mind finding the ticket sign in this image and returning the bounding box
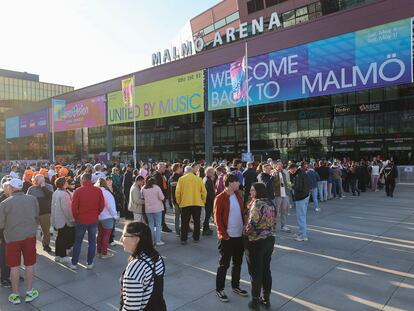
[208,18,413,110]
[107,70,204,125]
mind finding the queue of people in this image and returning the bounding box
[0,156,399,309]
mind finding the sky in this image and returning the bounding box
[0,0,220,89]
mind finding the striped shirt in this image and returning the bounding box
[122,253,165,311]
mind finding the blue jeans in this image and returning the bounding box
[318,180,328,201]
[295,196,310,239]
[309,187,319,211]
[71,223,98,265]
[332,179,342,198]
[146,212,162,243]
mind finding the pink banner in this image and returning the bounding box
[54,95,106,132]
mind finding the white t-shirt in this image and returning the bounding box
[371,165,380,176]
[227,194,243,238]
[48,169,55,180]
[279,172,286,197]
[10,171,20,179]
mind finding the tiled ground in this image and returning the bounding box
[1,185,413,311]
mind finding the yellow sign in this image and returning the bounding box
[121,77,134,106]
[108,70,204,125]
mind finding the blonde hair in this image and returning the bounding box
[205,166,215,176]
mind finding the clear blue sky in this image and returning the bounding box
[0,0,220,89]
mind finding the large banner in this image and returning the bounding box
[208,18,413,110]
[5,116,20,139]
[108,70,204,125]
[19,109,49,137]
[54,95,106,132]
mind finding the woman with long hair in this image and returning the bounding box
[141,178,165,246]
[244,182,277,310]
[51,177,75,264]
[120,222,166,311]
[95,178,118,259]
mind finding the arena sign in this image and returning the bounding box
[151,12,282,66]
[208,18,413,111]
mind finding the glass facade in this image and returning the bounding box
[0,73,74,160]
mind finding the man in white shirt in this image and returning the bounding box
[9,166,19,179]
[47,165,55,181]
[91,164,106,184]
[214,174,248,303]
[273,160,291,232]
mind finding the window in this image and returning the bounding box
[214,18,226,30]
[203,24,214,35]
[225,12,239,24]
[247,0,264,14]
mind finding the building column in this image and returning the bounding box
[204,110,213,165]
[106,125,113,162]
[48,132,53,162]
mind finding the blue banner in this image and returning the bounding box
[208,18,413,110]
[5,116,20,139]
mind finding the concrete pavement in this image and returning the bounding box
[0,185,413,310]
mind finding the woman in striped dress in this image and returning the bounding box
[120,222,166,311]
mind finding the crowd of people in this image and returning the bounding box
[0,156,399,309]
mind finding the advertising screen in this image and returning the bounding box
[208,18,413,110]
[19,109,49,137]
[5,116,20,139]
[54,95,106,132]
[107,70,204,125]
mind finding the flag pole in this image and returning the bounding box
[51,100,55,163]
[245,40,251,156]
[132,76,137,169]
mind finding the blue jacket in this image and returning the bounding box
[306,169,320,189]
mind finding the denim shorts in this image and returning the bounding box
[100,218,115,229]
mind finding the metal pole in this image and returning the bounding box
[245,41,251,156]
[132,76,137,169]
[51,101,55,163]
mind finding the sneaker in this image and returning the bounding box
[8,293,21,305]
[232,287,248,297]
[101,253,114,259]
[110,241,117,246]
[60,257,72,264]
[86,263,95,269]
[156,241,165,246]
[181,240,187,245]
[259,297,271,309]
[43,245,52,253]
[25,289,39,302]
[315,208,321,212]
[176,232,181,237]
[281,226,291,233]
[54,256,63,263]
[1,279,12,288]
[162,226,172,233]
[294,236,308,242]
[216,290,229,302]
[68,263,77,270]
[97,252,102,259]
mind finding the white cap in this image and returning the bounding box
[4,178,23,189]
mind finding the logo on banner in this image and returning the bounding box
[122,77,134,107]
[359,103,380,112]
[230,57,247,101]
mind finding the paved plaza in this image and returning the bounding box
[0,186,413,311]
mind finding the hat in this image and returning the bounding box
[0,175,12,190]
[288,163,298,169]
[274,159,283,163]
[4,178,23,189]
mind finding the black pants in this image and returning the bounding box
[385,179,396,196]
[161,200,168,228]
[55,225,75,257]
[203,203,213,230]
[245,236,275,299]
[180,206,201,242]
[216,237,244,291]
[350,179,360,195]
[0,240,10,281]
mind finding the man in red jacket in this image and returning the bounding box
[214,174,248,303]
[69,173,104,270]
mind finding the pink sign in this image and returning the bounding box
[54,95,106,132]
